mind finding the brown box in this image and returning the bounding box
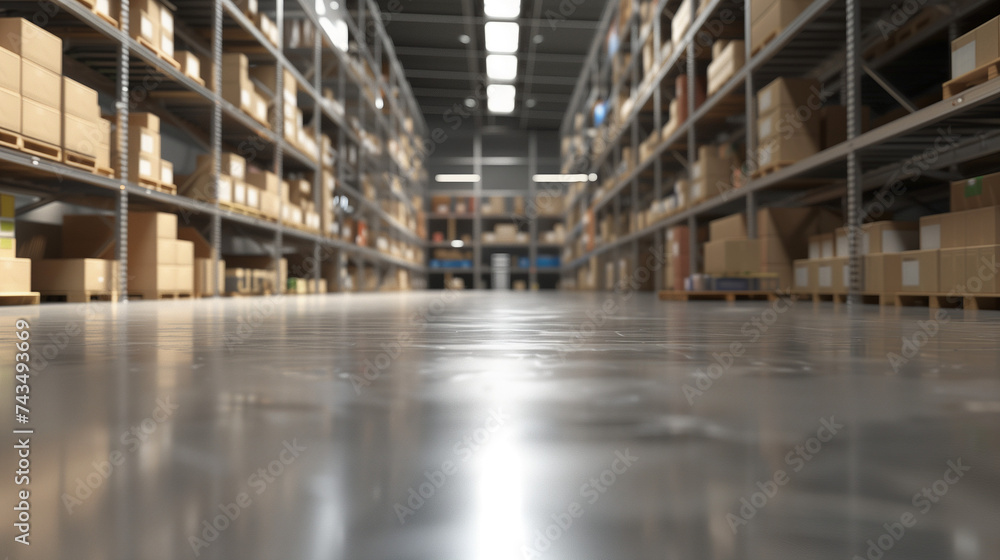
[0,18,63,75]
[247,169,280,193]
[175,240,194,266]
[708,213,747,241]
[64,114,100,157]
[159,5,174,58]
[31,259,118,293]
[704,239,761,274]
[0,257,31,292]
[751,0,812,55]
[830,257,863,294]
[177,226,215,259]
[0,46,18,93]
[898,249,939,293]
[939,248,967,293]
[707,40,745,95]
[919,212,966,250]
[865,253,902,294]
[129,126,160,181]
[750,0,774,23]
[812,257,838,291]
[175,265,194,293]
[965,205,1000,246]
[129,0,160,46]
[0,87,19,133]
[757,76,820,117]
[760,235,792,264]
[21,59,60,108]
[22,97,61,145]
[951,172,1000,211]
[62,77,99,121]
[971,245,1000,293]
[808,233,835,259]
[757,133,818,168]
[175,51,201,81]
[762,262,793,289]
[222,79,255,114]
[951,16,1000,79]
[259,190,280,218]
[195,258,225,297]
[132,113,160,132]
[862,221,919,254]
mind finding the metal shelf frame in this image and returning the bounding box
[558,0,1000,300]
[0,0,429,300]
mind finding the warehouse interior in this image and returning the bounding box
[1,0,1000,558]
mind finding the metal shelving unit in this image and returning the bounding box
[558,0,1000,299]
[0,0,428,300]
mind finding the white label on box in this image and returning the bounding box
[97,0,110,14]
[822,240,834,259]
[247,188,259,208]
[234,183,246,204]
[836,233,849,257]
[759,118,772,139]
[139,158,152,179]
[952,41,976,79]
[219,177,232,202]
[818,265,833,288]
[161,11,174,32]
[808,240,820,260]
[759,146,773,166]
[241,89,250,109]
[902,259,920,287]
[795,266,809,288]
[921,224,941,250]
[141,16,154,41]
[759,90,773,113]
[161,166,173,185]
[141,132,155,154]
[230,161,245,178]
[161,37,174,57]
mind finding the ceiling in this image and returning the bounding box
[372,0,606,130]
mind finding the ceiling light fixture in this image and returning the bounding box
[484,0,521,19]
[484,21,519,53]
[532,174,596,183]
[487,84,516,114]
[486,54,518,81]
[435,174,481,183]
[464,98,477,108]
[459,34,471,45]
[451,240,465,248]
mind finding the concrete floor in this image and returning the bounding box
[2,291,999,560]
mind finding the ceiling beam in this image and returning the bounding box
[378,13,601,29]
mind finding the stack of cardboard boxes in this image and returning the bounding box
[949,16,999,82]
[221,53,270,127]
[707,40,746,96]
[178,227,225,298]
[0,193,32,295]
[180,152,247,207]
[235,0,279,46]
[33,213,119,300]
[225,258,288,295]
[756,77,822,172]
[246,168,282,219]
[0,19,63,157]
[127,113,172,188]
[704,214,761,277]
[128,212,194,298]
[750,0,811,54]
[793,221,919,294]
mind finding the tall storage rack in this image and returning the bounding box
[0,0,427,300]
[559,0,1000,301]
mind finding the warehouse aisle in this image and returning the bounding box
[3,293,1000,559]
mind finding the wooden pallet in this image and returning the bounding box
[0,292,40,306]
[221,201,277,222]
[96,166,115,178]
[659,290,783,302]
[63,151,98,173]
[752,160,795,178]
[40,291,118,303]
[0,128,18,150]
[1,131,62,162]
[130,292,193,300]
[795,292,891,306]
[943,57,1000,98]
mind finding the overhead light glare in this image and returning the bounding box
[487,84,516,114]
[533,174,596,183]
[484,0,521,19]
[436,174,481,183]
[485,21,519,53]
[451,240,465,248]
[486,54,518,81]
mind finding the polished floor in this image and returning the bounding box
[2,291,1000,560]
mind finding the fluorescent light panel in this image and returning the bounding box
[484,0,521,18]
[533,174,596,183]
[487,84,516,114]
[486,54,518,81]
[484,21,519,53]
[435,174,481,183]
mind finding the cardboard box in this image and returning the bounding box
[175,51,201,81]
[0,46,19,93]
[951,172,1000,211]
[63,78,100,121]
[757,108,820,148]
[132,112,160,132]
[899,249,939,293]
[831,257,864,294]
[22,97,61,145]
[951,16,1000,79]
[64,114,100,157]
[246,185,260,209]
[175,240,194,266]
[31,259,118,293]
[247,169,279,193]
[709,213,747,241]
[161,160,174,185]
[939,248,967,293]
[259,190,280,217]
[919,213,966,250]
[21,58,61,108]
[862,221,918,254]
[672,0,693,42]
[0,87,21,133]
[793,259,813,291]
[865,253,902,294]
[222,79,255,114]
[195,258,225,297]
[0,257,31,292]
[971,245,1000,293]
[707,40,745,95]
[757,133,817,168]
[704,239,760,274]
[757,76,820,117]
[233,180,247,205]
[965,205,1000,246]
[751,0,812,54]
[129,129,160,181]
[813,257,837,291]
[159,6,174,57]
[0,18,63,75]
[175,265,194,292]
[808,233,835,259]
[129,0,160,47]
[97,118,112,169]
